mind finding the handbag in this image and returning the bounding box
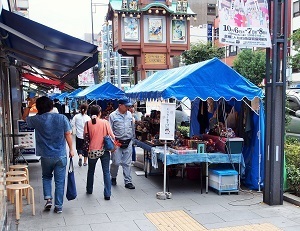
[83,121,90,152]
[103,122,115,151]
[66,158,77,201]
[88,149,105,159]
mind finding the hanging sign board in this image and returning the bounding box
[218,0,271,48]
[159,103,176,140]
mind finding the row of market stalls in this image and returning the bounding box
[57,58,264,191]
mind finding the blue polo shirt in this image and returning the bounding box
[26,112,72,157]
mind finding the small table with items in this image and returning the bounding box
[150,146,244,194]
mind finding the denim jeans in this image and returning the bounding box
[41,156,67,209]
[86,151,111,197]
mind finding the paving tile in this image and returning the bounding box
[185,204,229,214]
[214,210,262,222]
[90,221,141,231]
[64,214,110,226]
[106,210,147,222]
[82,204,125,214]
[134,218,158,231]
[120,200,163,212]
[190,212,225,225]
[203,220,252,230]
[282,225,300,231]
[248,216,300,228]
[43,224,92,231]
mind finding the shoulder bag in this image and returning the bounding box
[103,121,115,151]
[83,121,90,152]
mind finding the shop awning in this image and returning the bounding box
[0,9,98,82]
[22,73,61,86]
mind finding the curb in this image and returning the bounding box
[283,192,300,206]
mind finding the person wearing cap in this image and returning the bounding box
[109,98,135,189]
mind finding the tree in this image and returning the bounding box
[181,42,224,65]
[289,29,300,71]
[232,49,266,86]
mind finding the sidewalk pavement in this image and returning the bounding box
[7,147,300,231]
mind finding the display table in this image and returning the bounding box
[134,140,244,194]
[152,146,244,193]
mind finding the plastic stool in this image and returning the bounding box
[6,184,35,220]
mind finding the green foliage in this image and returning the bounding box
[232,49,266,86]
[177,125,189,137]
[181,42,224,65]
[286,165,300,196]
[289,29,300,71]
[285,137,300,195]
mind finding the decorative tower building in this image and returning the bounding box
[107,0,196,82]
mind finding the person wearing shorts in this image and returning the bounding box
[72,104,91,166]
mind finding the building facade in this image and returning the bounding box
[107,0,196,81]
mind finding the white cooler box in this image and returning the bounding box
[208,169,238,194]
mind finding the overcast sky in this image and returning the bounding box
[25,0,108,40]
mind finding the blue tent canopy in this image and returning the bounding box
[55,92,69,103]
[126,58,264,190]
[74,82,125,100]
[67,88,82,99]
[126,58,264,101]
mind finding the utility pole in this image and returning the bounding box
[264,0,288,205]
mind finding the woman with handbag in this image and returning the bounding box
[84,105,115,200]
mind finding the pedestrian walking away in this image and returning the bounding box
[71,104,91,166]
[109,98,135,189]
[84,105,115,200]
[22,96,74,214]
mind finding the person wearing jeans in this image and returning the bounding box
[22,96,74,214]
[86,151,111,197]
[84,105,115,200]
[41,156,67,208]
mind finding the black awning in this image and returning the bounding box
[0,9,98,82]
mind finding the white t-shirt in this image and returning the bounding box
[71,113,91,139]
[51,107,59,113]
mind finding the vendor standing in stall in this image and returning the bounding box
[109,98,135,189]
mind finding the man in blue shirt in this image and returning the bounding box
[22,96,74,214]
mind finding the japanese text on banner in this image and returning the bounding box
[218,0,271,48]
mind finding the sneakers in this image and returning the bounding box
[125,183,135,189]
[78,158,82,167]
[54,207,62,214]
[104,196,110,200]
[44,199,52,210]
[111,178,117,186]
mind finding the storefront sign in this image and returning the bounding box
[159,103,176,140]
[145,53,166,65]
[218,0,271,48]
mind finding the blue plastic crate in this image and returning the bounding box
[209,169,238,193]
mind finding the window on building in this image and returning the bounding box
[207,4,216,16]
[214,28,219,39]
[294,1,300,17]
[229,45,237,56]
[121,68,128,75]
